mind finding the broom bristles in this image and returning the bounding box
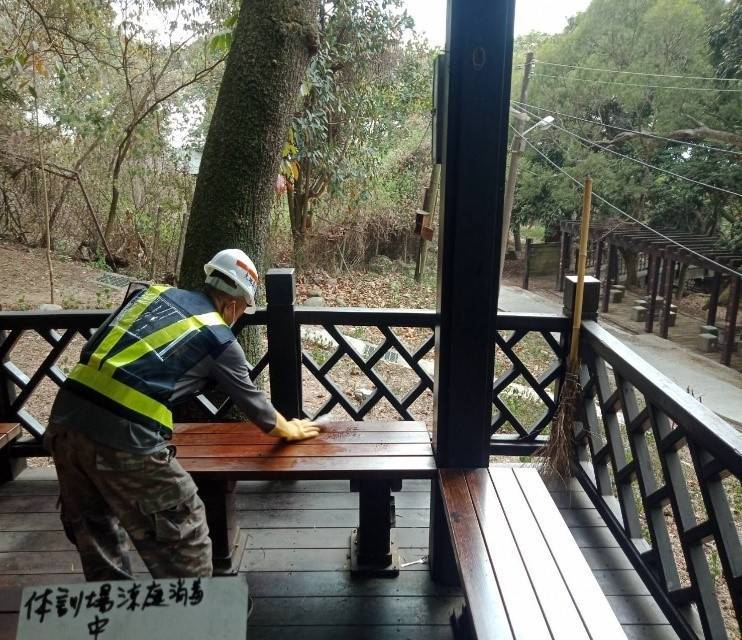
[538,371,580,485]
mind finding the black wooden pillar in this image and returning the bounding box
[522,238,532,290]
[558,230,571,291]
[0,330,15,422]
[721,276,740,367]
[430,0,516,584]
[601,243,617,313]
[659,258,675,339]
[707,271,722,327]
[266,269,302,418]
[594,239,604,279]
[645,255,662,334]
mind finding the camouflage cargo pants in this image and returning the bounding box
[45,425,212,581]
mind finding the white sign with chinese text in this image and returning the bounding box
[17,577,248,639]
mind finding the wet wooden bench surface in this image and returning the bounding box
[172,421,436,575]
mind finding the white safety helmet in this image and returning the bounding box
[204,249,259,312]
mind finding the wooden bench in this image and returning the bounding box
[0,425,21,451]
[0,424,23,481]
[172,420,436,576]
[439,466,627,639]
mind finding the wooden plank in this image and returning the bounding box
[245,527,429,550]
[0,496,58,513]
[438,470,513,640]
[592,570,650,596]
[236,479,432,493]
[622,625,680,640]
[464,469,551,639]
[0,531,74,552]
[238,491,430,510]
[245,626,456,640]
[0,574,148,588]
[175,431,432,445]
[175,443,434,458]
[569,526,621,548]
[180,456,437,479]
[559,508,606,527]
[0,514,61,531]
[242,548,429,572]
[245,571,460,597]
[490,467,589,640]
[248,596,463,626]
[548,491,594,509]
[174,421,429,435]
[580,548,635,571]
[0,613,16,640]
[606,596,671,625]
[0,481,59,496]
[514,467,627,639]
[0,551,148,574]
[238,508,429,529]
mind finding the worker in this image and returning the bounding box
[44,249,320,581]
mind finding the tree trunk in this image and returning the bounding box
[620,248,639,287]
[181,0,319,286]
[513,225,522,254]
[179,0,319,364]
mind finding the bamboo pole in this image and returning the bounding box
[541,176,592,481]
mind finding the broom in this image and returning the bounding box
[540,176,593,483]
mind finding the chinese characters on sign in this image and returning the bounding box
[17,577,247,640]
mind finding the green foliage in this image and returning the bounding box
[708,0,742,81]
[512,0,742,249]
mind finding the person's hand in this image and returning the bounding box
[269,414,321,441]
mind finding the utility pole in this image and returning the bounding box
[499,51,534,278]
[414,164,441,283]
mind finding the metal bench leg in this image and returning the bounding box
[195,478,246,576]
[350,478,401,576]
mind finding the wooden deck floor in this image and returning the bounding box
[0,466,679,639]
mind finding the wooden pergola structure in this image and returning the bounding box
[559,220,742,367]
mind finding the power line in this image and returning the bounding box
[511,125,741,278]
[535,60,742,84]
[533,73,742,93]
[511,100,742,158]
[516,103,742,199]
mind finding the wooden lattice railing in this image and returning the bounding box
[576,320,741,640]
[0,270,739,640]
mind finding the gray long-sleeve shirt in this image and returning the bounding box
[50,339,278,454]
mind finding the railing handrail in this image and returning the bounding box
[0,307,570,332]
[582,319,742,477]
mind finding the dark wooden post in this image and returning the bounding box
[645,255,662,334]
[594,239,604,279]
[522,238,532,290]
[265,268,302,418]
[558,230,571,291]
[0,331,15,423]
[601,243,617,313]
[0,329,25,481]
[430,0,516,584]
[721,276,740,367]
[659,258,675,339]
[645,254,654,294]
[707,271,722,327]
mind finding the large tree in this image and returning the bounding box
[179,0,320,290]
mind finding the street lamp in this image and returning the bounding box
[500,113,555,275]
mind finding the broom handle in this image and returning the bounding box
[567,176,593,373]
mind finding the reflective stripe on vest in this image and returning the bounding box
[67,289,226,432]
[88,284,171,369]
